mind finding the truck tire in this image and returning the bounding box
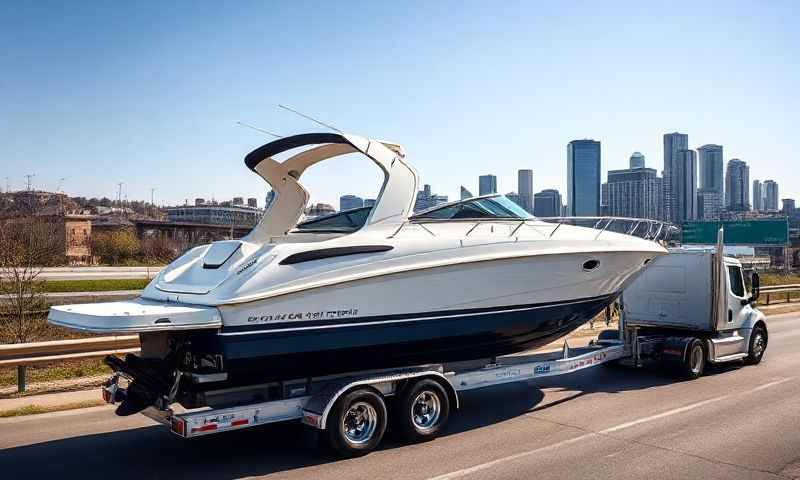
[681,339,705,380]
[394,379,450,443]
[326,388,387,458]
[744,325,767,365]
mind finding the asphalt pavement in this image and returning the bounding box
[1,313,799,480]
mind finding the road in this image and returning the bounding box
[10,266,164,280]
[1,313,799,480]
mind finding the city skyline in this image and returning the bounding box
[1,2,796,208]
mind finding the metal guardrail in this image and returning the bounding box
[760,284,800,305]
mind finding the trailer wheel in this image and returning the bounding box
[681,339,705,380]
[744,325,767,365]
[395,379,450,443]
[326,388,387,458]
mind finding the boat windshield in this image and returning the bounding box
[294,206,372,233]
[411,195,533,221]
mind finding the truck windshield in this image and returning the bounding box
[728,265,745,297]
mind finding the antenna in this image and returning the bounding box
[277,104,342,133]
[24,174,36,191]
[236,121,283,139]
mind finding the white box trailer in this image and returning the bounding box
[101,229,769,458]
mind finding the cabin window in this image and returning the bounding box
[727,265,745,297]
[294,206,372,233]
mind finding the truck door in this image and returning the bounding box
[721,263,748,331]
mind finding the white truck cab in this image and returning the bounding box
[619,245,768,378]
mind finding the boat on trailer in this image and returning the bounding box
[48,132,667,416]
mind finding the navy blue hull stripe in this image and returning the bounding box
[220,293,617,335]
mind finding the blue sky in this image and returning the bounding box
[1,1,797,208]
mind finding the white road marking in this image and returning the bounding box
[427,377,794,480]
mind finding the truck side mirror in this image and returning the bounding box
[751,272,760,302]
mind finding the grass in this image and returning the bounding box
[758,272,800,286]
[0,399,106,418]
[0,358,111,388]
[37,278,150,293]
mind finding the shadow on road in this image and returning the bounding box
[0,363,727,479]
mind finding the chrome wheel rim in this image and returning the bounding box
[411,390,441,431]
[342,401,378,445]
[690,346,703,374]
[752,333,765,358]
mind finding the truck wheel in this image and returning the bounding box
[395,379,450,443]
[326,388,387,458]
[681,339,705,380]
[744,326,767,365]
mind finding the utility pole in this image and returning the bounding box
[56,177,66,193]
[150,188,156,218]
[24,174,36,191]
[4,177,9,193]
[116,182,124,206]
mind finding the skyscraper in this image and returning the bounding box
[663,132,689,223]
[763,180,779,211]
[782,199,796,215]
[605,167,663,220]
[752,180,763,211]
[478,175,497,196]
[517,169,533,213]
[533,189,562,217]
[629,152,645,169]
[698,189,723,220]
[725,159,750,211]
[340,194,364,211]
[698,145,724,192]
[414,184,448,212]
[567,139,601,216]
[460,186,473,200]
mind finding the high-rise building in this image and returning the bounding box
[752,180,763,211]
[265,190,275,210]
[460,186,473,200]
[567,139,601,216]
[533,189,562,217]
[663,132,689,223]
[232,197,244,206]
[605,167,663,220]
[629,152,645,169]
[725,159,750,211]
[339,194,364,211]
[517,169,533,214]
[247,197,258,208]
[782,198,796,215]
[698,145,724,192]
[506,192,522,208]
[364,198,376,207]
[697,189,723,220]
[479,175,497,196]
[763,180,779,211]
[414,184,448,212]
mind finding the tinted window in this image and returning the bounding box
[295,206,372,232]
[728,265,745,297]
[412,195,532,221]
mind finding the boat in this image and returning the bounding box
[48,132,668,415]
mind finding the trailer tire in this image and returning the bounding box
[681,339,705,380]
[326,388,387,458]
[744,325,767,365]
[395,379,450,443]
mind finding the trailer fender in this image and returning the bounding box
[301,369,456,430]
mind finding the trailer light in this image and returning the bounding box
[171,418,186,436]
[102,388,111,403]
[191,423,218,434]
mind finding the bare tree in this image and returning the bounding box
[0,218,62,344]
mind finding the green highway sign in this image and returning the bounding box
[681,219,789,246]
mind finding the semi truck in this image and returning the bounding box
[101,228,768,457]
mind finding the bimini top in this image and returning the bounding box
[242,133,419,243]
